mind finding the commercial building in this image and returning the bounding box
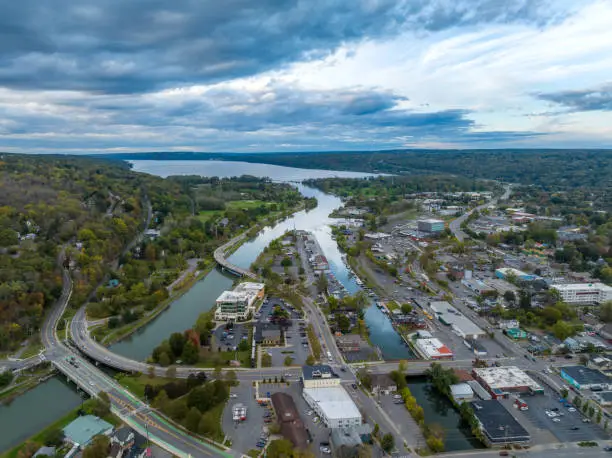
[370,373,397,395]
[495,267,537,282]
[451,383,474,403]
[472,367,543,398]
[498,319,520,330]
[271,393,309,449]
[417,219,445,234]
[551,283,612,305]
[330,425,372,456]
[335,334,363,352]
[505,328,527,340]
[470,401,530,446]
[560,366,612,391]
[593,391,612,407]
[461,278,495,295]
[63,415,113,448]
[430,301,485,340]
[302,365,340,389]
[414,337,454,360]
[214,282,265,321]
[302,386,362,428]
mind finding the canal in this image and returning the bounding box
[2,160,417,450]
[408,376,483,451]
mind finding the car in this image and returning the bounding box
[568,407,576,412]
[256,443,265,448]
[551,407,559,412]
[604,446,612,451]
[499,452,509,457]
[352,383,358,389]
[583,418,591,423]
[552,418,561,422]
[89,381,95,387]
[313,417,320,423]
[230,394,237,398]
[570,426,580,430]
[306,410,314,416]
[565,354,573,359]
[340,367,346,372]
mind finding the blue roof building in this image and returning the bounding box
[63,415,113,448]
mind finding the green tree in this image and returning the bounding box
[43,428,65,447]
[185,407,201,432]
[93,392,111,418]
[267,439,294,458]
[552,320,574,340]
[226,370,237,385]
[166,365,177,378]
[158,352,171,367]
[400,303,413,314]
[380,433,394,453]
[337,315,351,333]
[0,370,14,388]
[600,301,612,323]
[284,356,293,366]
[280,257,292,267]
[316,274,328,293]
[198,411,221,438]
[181,341,200,365]
[305,354,315,365]
[169,332,187,357]
[82,435,109,458]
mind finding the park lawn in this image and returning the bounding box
[117,374,176,399]
[195,349,251,368]
[197,210,223,223]
[225,200,270,211]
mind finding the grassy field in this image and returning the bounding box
[117,374,175,399]
[197,200,274,223]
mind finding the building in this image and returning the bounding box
[370,373,397,395]
[470,401,530,446]
[451,383,474,403]
[417,219,445,234]
[430,301,485,340]
[110,427,136,458]
[495,267,537,281]
[498,319,520,330]
[414,337,454,360]
[330,425,372,457]
[557,227,588,242]
[302,386,362,428]
[214,282,265,321]
[33,447,56,458]
[335,334,362,353]
[505,328,527,340]
[593,391,612,406]
[261,328,282,346]
[551,283,612,305]
[472,367,543,398]
[63,415,113,448]
[302,365,340,389]
[461,278,495,295]
[560,366,612,391]
[271,393,309,449]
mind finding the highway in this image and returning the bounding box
[449,183,512,241]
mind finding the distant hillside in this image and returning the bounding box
[98,149,612,189]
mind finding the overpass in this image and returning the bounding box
[213,233,258,279]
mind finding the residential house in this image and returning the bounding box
[370,373,397,395]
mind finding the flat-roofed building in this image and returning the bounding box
[214,282,265,321]
[302,365,340,389]
[560,366,612,391]
[414,337,453,360]
[271,392,309,449]
[417,219,445,234]
[430,301,485,340]
[336,334,362,352]
[551,283,612,305]
[471,401,530,446]
[303,386,362,428]
[472,366,543,398]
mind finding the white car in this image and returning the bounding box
[230,394,237,398]
[89,381,95,387]
[552,418,561,423]
[568,407,576,412]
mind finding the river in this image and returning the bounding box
[1,160,413,451]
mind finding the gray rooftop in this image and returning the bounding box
[470,401,530,443]
[63,415,113,447]
[302,365,338,380]
[561,366,611,385]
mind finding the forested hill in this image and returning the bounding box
[0,153,189,351]
[98,149,612,189]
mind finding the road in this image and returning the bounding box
[449,184,512,241]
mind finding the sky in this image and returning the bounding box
[1,0,612,154]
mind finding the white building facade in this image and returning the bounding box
[552,283,612,305]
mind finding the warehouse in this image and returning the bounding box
[302,386,362,428]
[471,401,530,446]
[430,301,485,339]
[472,366,543,398]
[560,366,612,391]
[495,267,537,282]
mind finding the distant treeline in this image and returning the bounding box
[96,149,612,189]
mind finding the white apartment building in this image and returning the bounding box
[552,283,612,305]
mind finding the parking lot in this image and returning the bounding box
[223,381,333,456]
[499,389,608,444]
[265,320,311,366]
[213,323,250,351]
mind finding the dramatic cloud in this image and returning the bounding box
[537,84,612,112]
[0,0,567,94]
[0,0,610,153]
